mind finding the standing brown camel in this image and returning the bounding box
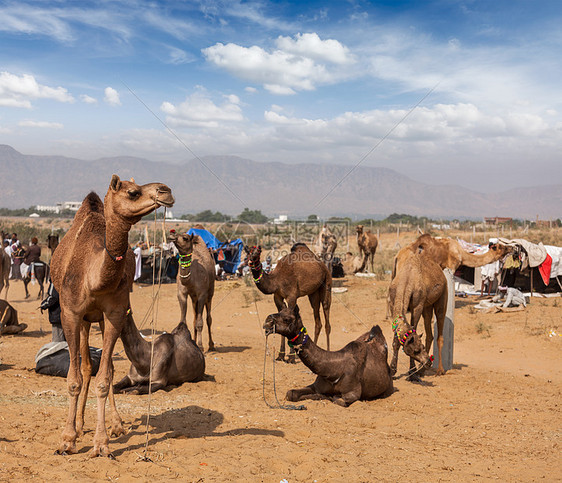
[320,226,337,274]
[247,243,332,363]
[169,231,216,351]
[388,248,447,381]
[394,234,511,274]
[113,312,205,394]
[355,225,378,273]
[264,305,393,406]
[0,250,9,299]
[50,175,174,457]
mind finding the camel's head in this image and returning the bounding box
[264,305,302,338]
[169,231,196,255]
[489,242,512,260]
[394,318,431,366]
[246,245,262,268]
[105,175,175,223]
[356,225,364,235]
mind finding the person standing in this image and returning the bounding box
[40,282,65,342]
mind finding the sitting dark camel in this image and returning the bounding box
[0,299,27,335]
[263,305,393,407]
[114,313,205,394]
[169,231,216,351]
[247,243,331,363]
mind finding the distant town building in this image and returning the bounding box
[35,201,82,213]
[484,217,513,225]
[274,214,288,224]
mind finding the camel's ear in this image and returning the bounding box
[130,177,135,183]
[110,174,122,192]
[293,304,300,318]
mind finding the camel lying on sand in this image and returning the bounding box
[264,305,393,407]
[169,231,216,351]
[389,248,446,380]
[0,299,27,335]
[114,313,205,394]
[247,244,331,363]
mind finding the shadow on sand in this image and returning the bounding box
[78,405,285,457]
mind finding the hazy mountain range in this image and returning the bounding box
[0,144,559,219]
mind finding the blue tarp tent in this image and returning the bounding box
[187,228,244,274]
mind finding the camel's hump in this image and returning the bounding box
[82,192,103,213]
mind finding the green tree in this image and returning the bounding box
[237,208,268,224]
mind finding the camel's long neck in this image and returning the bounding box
[289,326,342,380]
[120,313,151,373]
[97,208,133,286]
[461,249,502,268]
[250,262,277,294]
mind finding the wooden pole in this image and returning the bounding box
[434,268,454,372]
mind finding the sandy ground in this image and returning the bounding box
[0,273,560,482]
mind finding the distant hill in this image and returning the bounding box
[0,144,559,219]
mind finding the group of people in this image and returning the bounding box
[3,233,42,280]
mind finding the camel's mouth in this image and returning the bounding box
[263,315,276,336]
[156,197,175,208]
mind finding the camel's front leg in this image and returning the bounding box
[177,284,188,324]
[76,320,92,438]
[205,298,215,352]
[273,294,290,362]
[193,298,205,350]
[333,384,362,407]
[322,289,331,351]
[286,384,317,402]
[406,356,421,382]
[56,309,82,455]
[89,312,123,458]
[108,369,125,437]
[389,335,400,376]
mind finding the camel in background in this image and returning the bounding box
[169,231,216,352]
[355,225,378,273]
[389,248,447,380]
[50,175,174,457]
[0,250,9,299]
[0,299,27,335]
[319,225,337,274]
[247,243,332,363]
[394,234,511,275]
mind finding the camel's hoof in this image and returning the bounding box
[286,355,297,364]
[275,353,285,362]
[436,369,446,376]
[406,373,422,383]
[207,345,216,353]
[25,294,30,299]
[333,398,347,407]
[55,442,77,455]
[285,390,298,402]
[88,446,114,459]
[110,425,125,438]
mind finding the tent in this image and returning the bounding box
[187,228,244,274]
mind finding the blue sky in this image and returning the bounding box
[1,0,561,191]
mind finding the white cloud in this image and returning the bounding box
[0,71,74,108]
[244,86,258,94]
[19,119,63,129]
[167,46,195,65]
[275,33,354,65]
[104,87,121,106]
[202,33,356,95]
[161,92,244,128]
[80,94,97,104]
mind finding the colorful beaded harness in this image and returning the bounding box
[248,251,264,283]
[179,253,192,278]
[287,326,309,353]
[392,316,416,346]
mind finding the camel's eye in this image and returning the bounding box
[128,189,141,199]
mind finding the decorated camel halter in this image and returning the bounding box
[179,253,192,278]
[287,326,309,353]
[392,316,416,346]
[248,251,264,283]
